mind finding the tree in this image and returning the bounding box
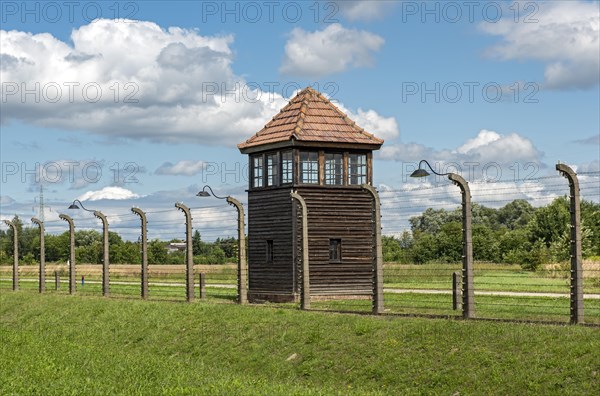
[527,197,570,247]
[581,200,600,257]
[497,199,536,230]
[409,208,458,234]
[410,232,438,264]
[148,239,168,264]
[472,225,501,262]
[192,230,203,256]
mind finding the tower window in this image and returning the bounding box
[266,153,279,186]
[282,151,293,184]
[252,155,263,188]
[329,239,342,261]
[300,151,319,184]
[325,153,343,185]
[348,154,367,185]
[266,240,274,263]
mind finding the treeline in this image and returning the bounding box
[384,197,600,270]
[0,221,237,265]
[2,197,599,270]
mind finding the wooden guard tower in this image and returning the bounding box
[238,87,384,302]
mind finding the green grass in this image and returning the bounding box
[311,293,600,324]
[1,292,599,395]
[384,263,598,293]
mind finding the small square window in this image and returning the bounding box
[266,240,274,263]
[329,239,342,261]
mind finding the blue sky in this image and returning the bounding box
[1,1,599,239]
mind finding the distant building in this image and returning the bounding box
[166,242,186,253]
[238,87,384,302]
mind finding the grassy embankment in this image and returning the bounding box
[1,292,599,395]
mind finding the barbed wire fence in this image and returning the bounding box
[1,170,599,324]
[375,171,600,324]
[379,183,462,318]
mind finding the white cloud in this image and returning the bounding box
[78,186,140,201]
[155,161,206,176]
[1,19,394,146]
[576,160,600,173]
[457,129,501,154]
[335,103,399,140]
[0,19,283,145]
[280,23,384,78]
[336,0,397,22]
[378,129,543,168]
[480,1,600,89]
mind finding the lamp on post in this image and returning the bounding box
[197,185,248,305]
[69,199,110,297]
[410,160,475,319]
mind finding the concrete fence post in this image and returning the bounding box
[31,218,45,293]
[131,208,149,300]
[227,197,247,305]
[361,185,385,315]
[3,220,19,291]
[93,211,110,297]
[452,271,461,310]
[59,214,76,295]
[448,173,475,319]
[556,163,584,324]
[291,191,310,310]
[199,273,206,299]
[175,203,194,303]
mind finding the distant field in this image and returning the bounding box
[2,262,599,323]
[2,261,599,293]
[1,292,599,395]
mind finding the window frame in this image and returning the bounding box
[347,153,367,185]
[252,155,264,188]
[324,152,344,185]
[266,240,274,263]
[266,153,279,187]
[281,150,294,185]
[329,239,342,262]
[299,151,319,184]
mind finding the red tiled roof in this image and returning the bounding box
[238,87,384,151]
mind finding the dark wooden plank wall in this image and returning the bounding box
[247,188,294,294]
[295,187,374,296]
